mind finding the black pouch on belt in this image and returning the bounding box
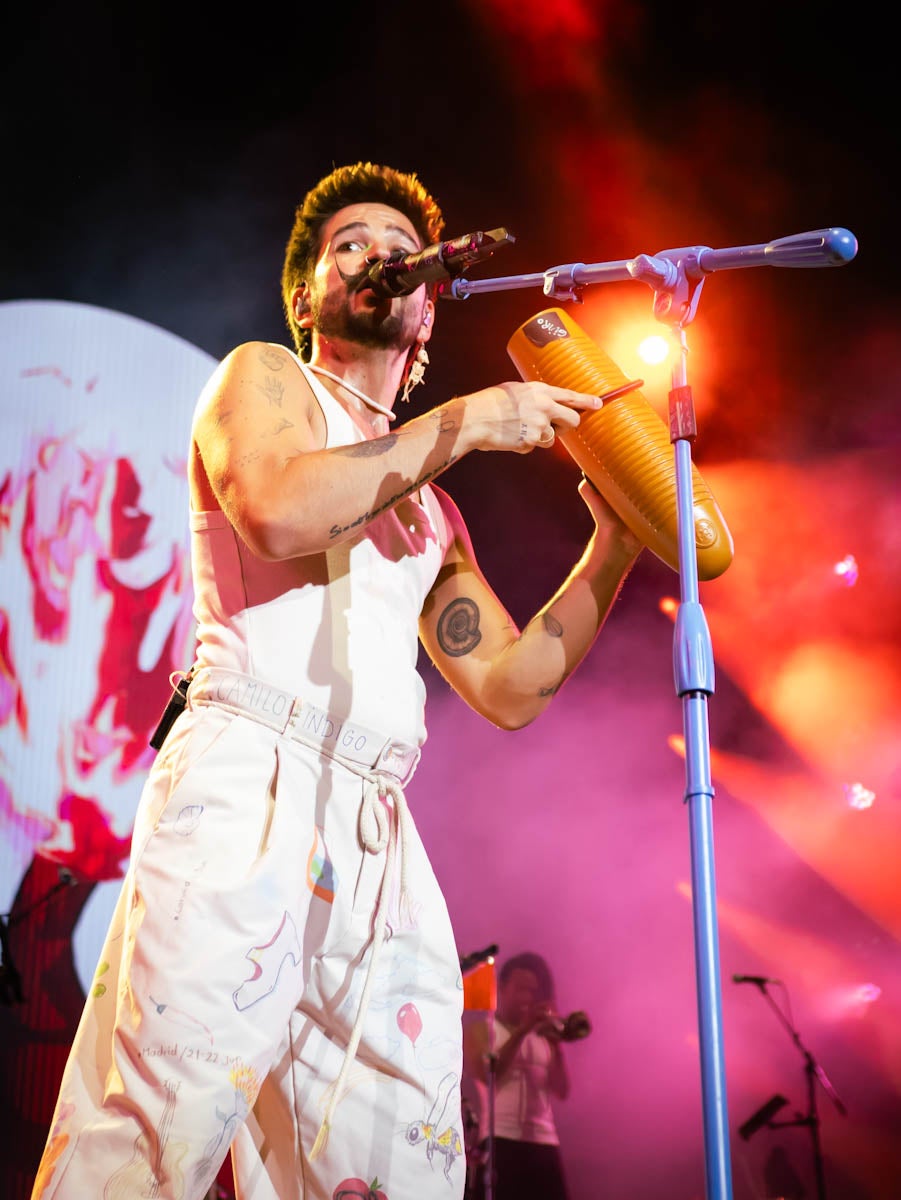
[149,674,191,751]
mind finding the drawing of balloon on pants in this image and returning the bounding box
[395,1001,462,1180]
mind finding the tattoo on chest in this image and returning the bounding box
[437,598,482,657]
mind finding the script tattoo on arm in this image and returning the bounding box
[327,454,457,538]
[437,598,482,658]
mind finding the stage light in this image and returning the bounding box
[833,553,859,586]
[637,334,670,365]
[843,781,875,810]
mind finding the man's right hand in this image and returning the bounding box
[454,381,602,454]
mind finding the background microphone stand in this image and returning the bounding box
[459,946,499,1200]
[741,980,847,1200]
[444,228,858,1200]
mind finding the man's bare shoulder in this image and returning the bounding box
[219,339,298,375]
[193,342,314,424]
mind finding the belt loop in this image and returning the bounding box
[285,695,302,735]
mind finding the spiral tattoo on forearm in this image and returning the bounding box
[437,598,482,657]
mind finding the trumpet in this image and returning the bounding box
[544,1010,592,1042]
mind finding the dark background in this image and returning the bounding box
[3,2,899,1198]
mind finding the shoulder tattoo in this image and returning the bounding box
[256,375,286,408]
[258,346,286,371]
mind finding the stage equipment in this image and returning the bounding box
[736,977,846,1198]
[439,225,858,1200]
[367,228,515,296]
[556,1012,592,1041]
[737,1093,788,1141]
[459,942,499,973]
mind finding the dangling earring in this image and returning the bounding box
[400,341,429,404]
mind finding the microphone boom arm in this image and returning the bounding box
[443,227,858,327]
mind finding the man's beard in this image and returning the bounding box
[311,290,419,351]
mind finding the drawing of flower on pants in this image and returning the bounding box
[191,1062,260,1196]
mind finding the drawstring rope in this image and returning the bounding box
[309,761,412,1162]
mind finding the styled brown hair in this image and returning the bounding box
[281,161,445,358]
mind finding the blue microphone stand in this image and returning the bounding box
[443,227,857,1200]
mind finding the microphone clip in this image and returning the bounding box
[370,228,516,298]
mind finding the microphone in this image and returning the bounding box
[459,943,499,973]
[368,228,516,297]
[732,974,781,986]
[738,1093,789,1140]
[506,307,733,580]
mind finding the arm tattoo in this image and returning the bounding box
[436,598,482,658]
[270,418,294,436]
[431,408,457,435]
[259,347,285,371]
[256,375,285,408]
[542,611,564,638]
[333,434,399,458]
[327,455,457,538]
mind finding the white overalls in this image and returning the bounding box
[32,358,466,1200]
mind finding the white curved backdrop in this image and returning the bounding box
[0,299,215,993]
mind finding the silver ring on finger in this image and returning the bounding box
[539,426,555,444]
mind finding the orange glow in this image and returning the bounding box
[756,640,901,783]
[638,334,671,365]
[707,748,901,941]
[462,960,497,1012]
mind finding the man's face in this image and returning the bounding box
[306,201,431,352]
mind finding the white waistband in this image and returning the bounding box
[187,667,420,786]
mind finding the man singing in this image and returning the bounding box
[32,161,642,1200]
